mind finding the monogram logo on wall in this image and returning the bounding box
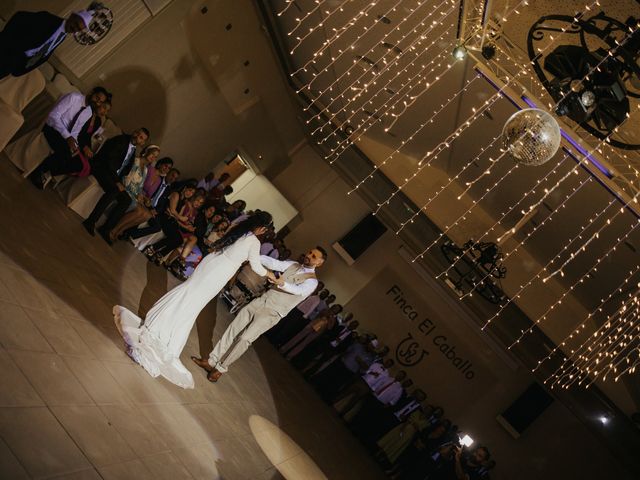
[395,333,429,367]
[388,285,477,381]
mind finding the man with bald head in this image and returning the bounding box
[0,9,95,79]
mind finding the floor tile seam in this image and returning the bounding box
[6,348,97,407]
[0,432,33,479]
[38,465,105,480]
[94,403,170,447]
[48,405,140,469]
[1,349,48,407]
[59,356,136,407]
[25,310,96,358]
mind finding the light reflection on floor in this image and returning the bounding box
[250,415,328,479]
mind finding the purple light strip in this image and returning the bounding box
[473,67,612,178]
[474,67,640,218]
[520,95,612,178]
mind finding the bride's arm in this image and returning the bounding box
[247,238,268,277]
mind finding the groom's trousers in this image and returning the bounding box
[208,294,282,372]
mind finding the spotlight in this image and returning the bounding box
[481,44,496,60]
[599,415,609,425]
[580,90,596,108]
[343,124,355,135]
[453,45,467,60]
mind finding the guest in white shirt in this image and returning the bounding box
[197,172,229,192]
[333,358,395,415]
[29,87,109,188]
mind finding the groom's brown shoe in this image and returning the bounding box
[207,369,223,383]
[190,356,212,372]
[191,356,223,382]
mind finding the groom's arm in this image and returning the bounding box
[280,277,318,297]
[259,255,294,272]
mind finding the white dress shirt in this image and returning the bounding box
[296,295,321,318]
[23,22,66,68]
[362,362,392,391]
[260,242,280,258]
[117,142,136,177]
[373,380,403,406]
[259,256,318,297]
[45,92,92,141]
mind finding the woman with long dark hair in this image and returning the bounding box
[113,210,276,388]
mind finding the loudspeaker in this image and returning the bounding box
[332,213,387,265]
[496,383,553,438]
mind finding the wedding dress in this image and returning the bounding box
[114,233,267,388]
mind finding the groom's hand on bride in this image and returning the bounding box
[266,271,284,286]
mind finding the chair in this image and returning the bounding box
[3,127,51,177]
[0,69,46,112]
[56,175,106,219]
[132,230,166,251]
[0,69,45,151]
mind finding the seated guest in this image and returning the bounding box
[82,128,150,235]
[348,377,413,445]
[143,155,170,199]
[279,248,292,261]
[293,313,356,372]
[150,191,205,265]
[346,371,408,424]
[101,145,160,243]
[166,202,217,276]
[225,199,246,222]
[260,232,284,259]
[364,389,427,447]
[205,216,230,244]
[179,215,231,280]
[312,334,378,401]
[429,445,491,480]
[375,406,430,468]
[197,172,229,192]
[210,184,233,209]
[280,304,343,361]
[395,419,452,479]
[140,182,197,260]
[111,163,177,240]
[310,292,334,321]
[75,98,112,176]
[332,357,395,416]
[302,319,359,377]
[0,9,94,79]
[29,86,109,188]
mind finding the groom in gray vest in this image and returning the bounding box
[192,246,327,382]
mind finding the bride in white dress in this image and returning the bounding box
[113,211,275,389]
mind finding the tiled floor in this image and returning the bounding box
[0,155,386,480]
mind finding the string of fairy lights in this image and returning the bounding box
[280,0,640,387]
[313,19,458,142]
[313,14,459,141]
[306,0,457,122]
[534,264,640,374]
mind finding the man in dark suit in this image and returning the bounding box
[82,128,150,237]
[0,9,94,79]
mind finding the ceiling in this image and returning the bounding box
[265,0,640,410]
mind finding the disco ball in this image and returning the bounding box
[502,108,561,166]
